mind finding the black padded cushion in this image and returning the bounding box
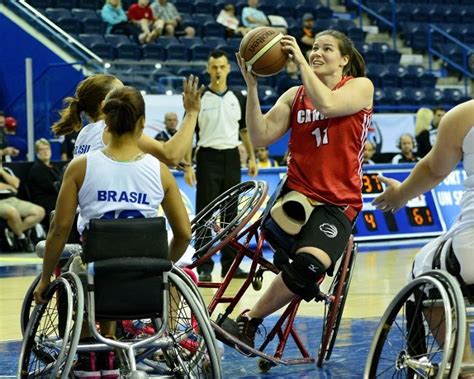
[81,217,168,263]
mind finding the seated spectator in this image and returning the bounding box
[0,111,20,161]
[363,140,376,164]
[0,153,45,252]
[391,134,420,164]
[155,112,179,141]
[60,131,79,161]
[415,106,446,158]
[150,0,195,37]
[28,139,60,232]
[297,13,315,59]
[3,117,27,162]
[256,147,279,168]
[216,3,250,38]
[128,0,165,43]
[101,0,143,43]
[276,61,300,95]
[241,0,269,29]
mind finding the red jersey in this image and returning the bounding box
[127,3,155,21]
[286,76,372,214]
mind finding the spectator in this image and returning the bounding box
[297,13,315,59]
[276,60,300,96]
[256,147,279,168]
[0,112,20,161]
[127,0,164,43]
[216,3,250,38]
[0,154,45,252]
[363,140,376,164]
[101,0,143,43]
[3,117,27,162]
[155,112,179,142]
[392,133,420,164]
[60,131,79,161]
[415,106,446,158]
[241,0,269,29]
[150,0,195,37]
[28,139,60,231]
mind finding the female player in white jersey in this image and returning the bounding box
[53,73,204,167]
[373,100,474,372]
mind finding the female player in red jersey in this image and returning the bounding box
[225,29,374,347]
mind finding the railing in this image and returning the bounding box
[427,24,473,96]
[7,0,104,68]
[349,0,397,50]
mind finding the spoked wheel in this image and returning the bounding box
[364,272,464,378]
[317,238,357,367]
[159,272,222,378]
[190,181,267,263]
[18,272,84,378]
[21,272,41,336]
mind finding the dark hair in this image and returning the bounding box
[52,74,119,136]
[208,49,229,61]
[432,106,445,114]
[102,86,145,136]
[315,30,366,78]
[397,133,416,149]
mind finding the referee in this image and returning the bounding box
[184,50,258,282]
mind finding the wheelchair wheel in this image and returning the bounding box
[364,273,464,378]
[171,266,208,316]
[190,181,267,261]
[18,272,84,378]
[163,272,222,378]
[21,272,41,335]
[317,239,357,367]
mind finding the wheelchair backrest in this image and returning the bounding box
[82,217,168,263]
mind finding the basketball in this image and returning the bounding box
[239,26,288,77]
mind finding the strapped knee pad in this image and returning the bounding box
[281,253,326,301]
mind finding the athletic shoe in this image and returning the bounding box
[73,352,101,379]
[221,310,263,349]
[3,228,15,250]
[98,351,120,379]
[198,272,212,282]
[17,237,34,253]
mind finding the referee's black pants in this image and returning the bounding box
[196,147,241,276]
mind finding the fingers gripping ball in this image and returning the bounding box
[239,26,288,77]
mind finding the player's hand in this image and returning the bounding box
[33,279,50,304]
[235,53,257,87]
[280,35,307,68]
[175,161,191,171]
[184,167,196,187]
[372,175,404,213]
[182,75,205,114]
[247,158,258,177]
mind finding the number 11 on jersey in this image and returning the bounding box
[312,127,328,147]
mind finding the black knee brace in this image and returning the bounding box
[281,253,326,301]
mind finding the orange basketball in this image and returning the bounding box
[239,26,288,77]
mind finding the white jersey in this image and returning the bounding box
[412,126,474,283]
[77,150,164,234]
[73,120,107,157]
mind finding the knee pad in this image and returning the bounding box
[281,253,326,301]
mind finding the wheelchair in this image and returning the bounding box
[18,217,222,378]
[186,180,358,372]
[364,269,474,378]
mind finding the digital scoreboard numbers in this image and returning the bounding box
[354,170,446,242]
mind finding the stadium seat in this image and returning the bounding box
[194,1,214,15]
[419,73,437,88]
[79,33,114,60]
[189,43,213,61]
[227,71,246,87]
[402,88,426,106]
[202,21,226,38]
[202,36,226,49]
[141,44,167,61]
[423,88,444,105]
[72,8,103,34]
[45,8,71,20]
[105,35,141,60]
[314,4,333,19]
[258,85,278,106]
[156,36,180,48]
[275,4,294,19]
[55,0,77,8]
[366,64,387,88]
[383,87,405,106]
[373,88,385,106]
[27,0,53,8]
[176,67,207,83]
[165,44,190,61]
[382,49,401,65]
[443,88,470,105]
[77,0,101,9]
[178,37,203,47]
[158,76,186,94]
[175,0,194,14]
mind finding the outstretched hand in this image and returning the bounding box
[235,52,257,87]
[33,279,50,304]
[182,75,205,114]
[372,175,405,213]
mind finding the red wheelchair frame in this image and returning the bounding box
[186,180,358,371]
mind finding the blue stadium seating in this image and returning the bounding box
[194,1,214,15]
[423,88,444,105]
[77,0,101,10]
[141,44,166,61]
[189,43,213,61]
[165,44,190,61]
[202,21,226,38]
[175,1,194,14]
[402,88,425,106]
[179,37,203,48]
[55,0,77,8]
[202,36,226,49]
[104,35,141,60]
[158,76,186,94]
[79,33,114,60]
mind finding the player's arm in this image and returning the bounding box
[160,163,191,262]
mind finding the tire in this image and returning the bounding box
[364,274,462,378]
[161,272,222,378]
[190,181,267,263]
[20,272,41,336]
[317,239,357,367]
[18,272,84,378]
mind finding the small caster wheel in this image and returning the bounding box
[258,358,273,373]
[252,270,264,291]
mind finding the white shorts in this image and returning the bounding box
[411,227,474,285]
